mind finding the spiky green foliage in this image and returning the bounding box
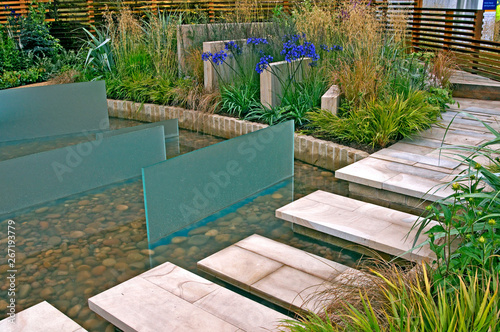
[306,89,440,148]
[412,113,500,286]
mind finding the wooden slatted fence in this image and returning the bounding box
[1,0,500,80]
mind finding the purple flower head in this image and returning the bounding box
[201,52,212,61]
[247,37,269,45]
[224,41,242,55]
[256,55,273,74]
[281,40,319,63]
[211,50,228,65]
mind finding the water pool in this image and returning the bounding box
[0,118,357,331]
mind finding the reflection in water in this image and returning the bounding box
[0,118,353,331]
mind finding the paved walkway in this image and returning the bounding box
[88,262,289,332]
[0,301,86,332]
[336,98,500,206]
[198,234,366,313]
[276,191,435,262]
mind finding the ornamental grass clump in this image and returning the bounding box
[82,7,192,107]
[307,89,440,148]
[302,0,456,149]
[281,263,499,332]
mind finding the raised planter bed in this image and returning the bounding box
[107,99,369,171]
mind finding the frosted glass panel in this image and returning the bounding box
[143,121,294,242]
[0,127,166,216]
[0,81,109,143]
[102,119,179,139]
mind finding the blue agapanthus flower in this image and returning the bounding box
[211,50,228,65]
[282,33,306,43]
[320,44,343,52]
[281,40,319,64]
[247,37,269,45]
[201,50,229,65]
[201,52,212,61]
[256,55,274,74]
[224,41,242,55]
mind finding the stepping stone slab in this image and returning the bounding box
[88,262,289,332]
[275,190,436,262]
[336,100,500,203]
[198,234,366,314]
[0,301,86,332]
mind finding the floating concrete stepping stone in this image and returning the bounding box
[0,301,86,332]
[275,190,435,262]
[336,101,500,212]
[198,234,366,313]
[88,262,289,332]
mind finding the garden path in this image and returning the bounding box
[88,261,288,332]
[336,97,500,206]
[0,301,87,332]
[198,234,366,314]
[275,190,435,262]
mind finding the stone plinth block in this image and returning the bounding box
[203,39,248,91]
[321,85,341,115]
[260,58,311,109]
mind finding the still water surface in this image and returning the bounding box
[0,118,358,331]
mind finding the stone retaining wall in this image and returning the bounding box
[107,99,369,171]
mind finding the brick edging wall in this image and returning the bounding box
[107,99,369,171]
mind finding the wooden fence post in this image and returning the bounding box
[472,10,484,72]
[473,10,484,40]
[209,1,214,22]
[444,10,453,49]
[412,0,423,52]
[86,0,94,31]
[283,0,289,14]
[151,0,157,14]
[19,0,27,16]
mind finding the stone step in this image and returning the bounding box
[198,234,366,314]
[0,301,86,332]
[88,262,289,332]
[335,99,500,212]
[451,70,500,101]
[275,190,435,262]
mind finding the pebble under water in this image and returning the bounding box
[0,118,358,331]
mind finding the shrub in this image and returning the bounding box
[7,0,62,57]
[0,27,26,73]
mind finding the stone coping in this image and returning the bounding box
[198,234,366,314]
[88,261,290,332]
[107,99,368,171]
[275,190,436,262]
[0,301,86,332]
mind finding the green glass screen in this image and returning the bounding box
[142,121,294,242]
[0,127,166,216]
[0,81,109,143]
[102,119,179,139]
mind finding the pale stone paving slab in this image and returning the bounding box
[336,99,500,203]
[198,234,361,314]
[275,191,436,262]
[0,301,86,332]
[89,262,289,332]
